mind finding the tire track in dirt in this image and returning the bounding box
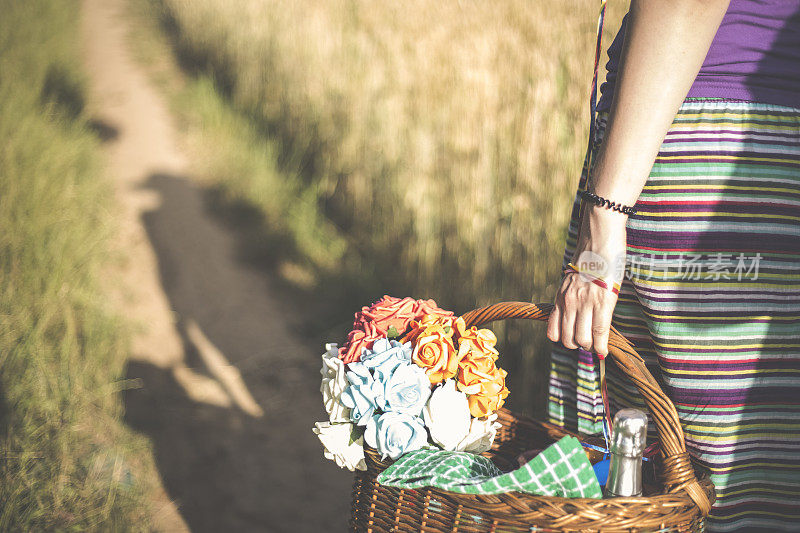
[81,0,352,530]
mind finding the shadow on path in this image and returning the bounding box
[123,172,351,533]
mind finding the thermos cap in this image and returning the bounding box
[610,408,648,457]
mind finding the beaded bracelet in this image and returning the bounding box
[564,262,621,295]
[579,189,637,215]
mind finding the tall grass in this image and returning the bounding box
[142,0,623,413]
[0,1,153,529]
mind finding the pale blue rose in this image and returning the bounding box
[382,361,431,415]
[341,363,385,426]
[342,339,418,426]
[364,411,428,460]
[345,361,373,386]
[360,339,412,382]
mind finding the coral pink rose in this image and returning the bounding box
[339,295,453,363]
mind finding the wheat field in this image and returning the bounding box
[150,0,625,412]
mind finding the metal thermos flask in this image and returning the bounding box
[604,408,648,498]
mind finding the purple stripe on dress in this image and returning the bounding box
[688,441,800,452]
[656,148,800,157]
[630,294,798,306]
[625,233,800,253]
[661,137,800,148]
[701,454,800,468]
[634,205,800,216]
[638,186,800,195]
[633,294,796,306]
[654,157,800,169]
[668,388,800,405]
[645,315,792,324]
[661,360,800,371]
[666,129,800,138]
[656,346,800,354]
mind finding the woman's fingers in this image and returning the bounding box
[573,304,595,351]
[592,299,615,358]
[549,271,618,354]
[559,281,579,349]
[546,296,562,342]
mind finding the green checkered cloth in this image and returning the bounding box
[376,435,601,498]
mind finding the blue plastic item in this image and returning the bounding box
[592,458,611,487]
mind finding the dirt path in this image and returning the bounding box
[81,0,352,531]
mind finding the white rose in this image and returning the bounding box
[312,421,367,471]
[455,412,502,453]
[422,379,471,451]
[320,343,351,422]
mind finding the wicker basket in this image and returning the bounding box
[349,302,715,532]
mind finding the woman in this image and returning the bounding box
[546,0,800,530]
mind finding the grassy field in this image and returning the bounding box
[138,0,624,414]
[0,1,155,529]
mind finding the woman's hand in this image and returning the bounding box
[546,207,627,358]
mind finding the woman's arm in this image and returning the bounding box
[546,0,731,357]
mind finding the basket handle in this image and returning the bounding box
[461,301,712,516]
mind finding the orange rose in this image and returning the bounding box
[465,367,509,418]
[455,351,498,394]
[408,316,459,383]
[456,342,509,418]
[403,314,456,344]
[454,317,499,362]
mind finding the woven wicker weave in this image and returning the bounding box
[349,302,715,532]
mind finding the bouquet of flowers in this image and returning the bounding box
[313,295,509,471]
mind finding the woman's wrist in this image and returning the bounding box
[574,208,628,279]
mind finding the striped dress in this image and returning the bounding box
[548,99,800,532]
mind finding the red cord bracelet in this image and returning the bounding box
[564,262,621,295]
